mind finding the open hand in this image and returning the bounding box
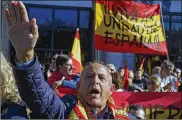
[5,1,38,63]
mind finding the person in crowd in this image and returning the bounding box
[128,104,146,119]
[175,68,181,83]
[113,72,124,90]
[45,53,58,78]
[5,1,130,119]
[152,66,161,75]
[118,67,124,80]
[48,54,80,97]
[156,60,177,92]
[106,63,117,83]
[117,70,143,92]
[147,75,165,92]
[49,53,58,72]
[0,53,28,119]
[106,64,116,74]
[132,68,147,91]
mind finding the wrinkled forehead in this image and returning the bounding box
[82,63,110,77]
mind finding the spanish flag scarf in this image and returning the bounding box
[68,94,129,119]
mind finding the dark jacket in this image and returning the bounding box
[1,103,28,119]
[12,56,78,119]
[12,56,121,119]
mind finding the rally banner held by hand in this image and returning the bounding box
[94,0,168,55]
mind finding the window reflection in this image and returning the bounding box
[54,9,77,28]
[79,11,89,28]
[28,7,52,26]
[36,29,51,48]
[172,16,182,23]
[164,22,169,31]
[171,23,182,32]
[171,33,181,54]
[163,15,169,22]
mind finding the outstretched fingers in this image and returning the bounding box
[5,8,12,27]
[31,18,39,38]
[18,1,29,22]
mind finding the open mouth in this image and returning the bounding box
[90,89,100,95]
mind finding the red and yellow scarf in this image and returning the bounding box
[68,94,129,119]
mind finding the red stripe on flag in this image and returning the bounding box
[94,35,168,55]
[123,60,129,90]
[96,0,160,18]
[71,57,81,74]
[73,105,86,119]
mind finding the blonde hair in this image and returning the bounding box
[149,75,164,92]
[0,53,21,104]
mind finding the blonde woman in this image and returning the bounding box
[147,75,164,92]
[0,53,28,119]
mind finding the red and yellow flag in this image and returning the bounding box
[94,0,168,55]
[123,60,129,90]
[71,28,82,73]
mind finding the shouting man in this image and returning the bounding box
[5,1,129,119]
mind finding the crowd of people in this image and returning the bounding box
[1,0,182,119]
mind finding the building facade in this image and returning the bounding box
[1,0,182,70]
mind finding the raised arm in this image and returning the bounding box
[5,1,68,118]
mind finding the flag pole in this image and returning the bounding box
[159,2,169,61]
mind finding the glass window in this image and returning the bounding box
[28,7,53,26]
[164,22,169,31]
[79,11,90,28]
[79,29,89,63]
[163,15,169,22]
[172,16,182,23]
[54,30,75,49]
[171,23,182,32]
[54,9,77,28]
[36,29,51,48]
[170,32,181,54]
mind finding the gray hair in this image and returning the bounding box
[161,60,174,70]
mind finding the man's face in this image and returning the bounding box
[118,69,124,77]
[135,71,142,80]
[61,59,73,75]
[128,72,134,85]
[163,67,174,77]
[78,63,114,108]
[129,108,145,119]
[176,71,181,78]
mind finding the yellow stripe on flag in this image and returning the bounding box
[95,3,165,43]
[71,28,82,73]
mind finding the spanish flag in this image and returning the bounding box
[71,28,82,73]
[139,58,145,71]
[139,58,145,75]
[123,60,129,90]
[94,0,168,55]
